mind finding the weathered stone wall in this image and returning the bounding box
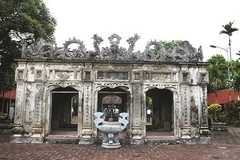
[11,34,210,144]
[12,60,209,144]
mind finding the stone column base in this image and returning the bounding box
[181,126,191,139]
[79,138,94,144]
[79,128,93,144]
[131,127,142,139]
[200,126,211,135]
[10,134,43,143]
[130,139,145,145]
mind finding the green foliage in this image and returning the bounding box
[232,61,240,95]
[146,96,153,108]
[220,21,239,36]
[223,101,240,126]
[219,21,238,90]
[0,0,56,91]
[152,40,182,54]
[160,40,182,52]
[0,63,17,92]
[207,55,229,93]
[0,112,8,120]
[207,101,240,125]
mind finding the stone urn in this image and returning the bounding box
[94,112,129,149]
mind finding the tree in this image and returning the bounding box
[0,0,56,90]
[207,55,229,102]
[220,21,239,67]
[0,0,56,112]
[232,60,240,100]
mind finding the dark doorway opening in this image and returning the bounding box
[51,87,78,135]
[146,88,174,136]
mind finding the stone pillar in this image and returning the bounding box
[199,85,210,135]
[79,83,93,144]
[11,66,26,143]
[31,83,44,143]
[198,72,210,136]
[11,83,25,143]
[173,91,180,137]
[130,84,144,144]
[180,71,191,139]
[189,85,200,138]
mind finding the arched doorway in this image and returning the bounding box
[146,88,174,136]
[97,87,129,137]
[50,87,78,135]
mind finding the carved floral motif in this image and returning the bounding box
[56,72,70,79]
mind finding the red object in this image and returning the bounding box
[0,90,16,99]
[207,88,239,105]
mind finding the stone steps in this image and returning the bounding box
[146,136,178,145]
[45,135,79,144]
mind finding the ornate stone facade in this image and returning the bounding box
[11,34,210,144]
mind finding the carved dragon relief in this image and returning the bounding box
[21,34,204,62]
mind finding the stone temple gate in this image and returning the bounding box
[11,33,210,144]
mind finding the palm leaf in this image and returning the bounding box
[220,21,239,36]
[219,30,228,35]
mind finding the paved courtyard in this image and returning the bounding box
[0,127,240,160]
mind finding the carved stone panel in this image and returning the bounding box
[198,72,208,85]
[24,83,35,123]
[151,73,171,81]
[201,86,208,126]
[134,72,140,80]
[84,71,91,80]
[182,72,189,83]
[133,85,141,127]
[33,84,43,126]
[83,83,92,127]
[182,85,190,126]
[143,72,150,80]
[16,70,25,80]
[97,71,128,81]
[35,70,43,80]
[56,71,71,80]
[15,84,24,125]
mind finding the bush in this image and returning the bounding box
[223,101,240,126]
[218,112,227,122]
[207,103,222,122]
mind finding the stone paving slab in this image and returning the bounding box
[0,143,240,160]
[0,127,240,160]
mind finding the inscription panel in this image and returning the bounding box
[97,71,128,80]
[34,84,42,125]
[182,86,190,125]
[202,86,207,126]
[15,84,23,125]
[151,73,171,81]
[83,84,92,126]
[133,85,141,126]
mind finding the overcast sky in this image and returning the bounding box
[43,0,240,61]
